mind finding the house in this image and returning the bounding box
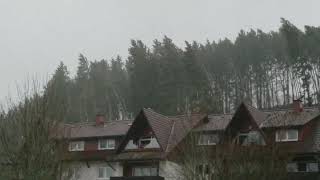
[62,100,320,180]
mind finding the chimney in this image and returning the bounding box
[293,99,303,112]
[95,114,105,126]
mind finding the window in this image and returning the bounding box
[68,167,80,180]
[236,131,265,145]
[286,162,319,172]
[69,141,84,151]
[143,137,160,148]
[196,164,213,178]
[276,129,298,142]
[125,136,160,149]
[198,134,218,145]
[132,167,158,176]
[286,162,297,172]
[237,133,248,144]
[97,167,113,180]
[139,137,152,147]
[98,139,115,150]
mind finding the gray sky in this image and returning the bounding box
[0,0,319,102]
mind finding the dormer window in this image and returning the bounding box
[138,136,160,148]
[125,136,160,150]
[69,141,85,151]
[276,129,298,142]
[139,137,151,147]
[98,139,115,150]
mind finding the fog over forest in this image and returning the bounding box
[0,0,319,103]
[39,19,320,122]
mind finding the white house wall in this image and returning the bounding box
[66,161,123,180]
[159,160,182,180]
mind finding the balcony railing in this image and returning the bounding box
[110,176,164,180]
[287,172,319,180]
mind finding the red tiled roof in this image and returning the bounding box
[63,104,320,155]
[166,114,207,152]
[260,108,320,128]
[116,108,206,154]
[195,104,320,132]
[142,108,175,151]
[244,103,269,126]
[66,120,132,139]
[193,114,233,131]
[142,109,206,152]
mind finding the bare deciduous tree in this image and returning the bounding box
[0,81,68,180]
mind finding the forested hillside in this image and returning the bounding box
[46,19,320,122]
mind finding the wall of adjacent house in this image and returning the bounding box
[303,117,320,152]
[65,161,123,180]
[159,160,182,180]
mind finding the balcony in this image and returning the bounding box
[287,172,319,180]
[110,176,164,180]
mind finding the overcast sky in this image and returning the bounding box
[0,0,319,102]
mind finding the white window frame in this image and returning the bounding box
[198,134,217,146]
[237,133,248,144]
[275,129,299,142]
[97,166,113,180]
[132,166,158,176]
[139,137,152,146]
[138,136,160,148]
[195,164,213,178]
[69,167,81,180]
[98,139,115,150]
[287,162,319,172]
[69,141,85,151]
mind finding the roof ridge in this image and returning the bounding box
[243,102,256,108]
[261,107,320,113]
[208,113,233,116]
[142,108,170,119]
[66,119,133,127]
[167,113,205,118]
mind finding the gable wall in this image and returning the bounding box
[64,161,123,180]
[304,117,320,152]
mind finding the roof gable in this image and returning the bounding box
[260,108,320,128]
[224,103,266,140]
[166,114,207,152]
[244,103,268,126]
[142,108,174,151]
[117,108,174,153]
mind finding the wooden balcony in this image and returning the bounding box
[110,176,164,180]
[288,172,319,180]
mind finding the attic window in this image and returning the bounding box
[125,137,160,150]
[138,136,160,148]
[139,137,151,147]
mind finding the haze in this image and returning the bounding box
[0,0,319,102]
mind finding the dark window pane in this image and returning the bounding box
[297,163,306,172]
